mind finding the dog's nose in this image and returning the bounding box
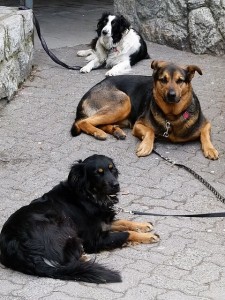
[167,89,178,103]
[168,89,176,98]
[112,182,120,192]
[102,29,108,36]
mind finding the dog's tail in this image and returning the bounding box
[0,236,121,283]
[70,121,81,137]
[34,257,121,283]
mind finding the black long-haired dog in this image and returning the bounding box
[0,154,159,283]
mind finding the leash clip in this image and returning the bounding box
[115,206,134,215]
[163,121,171,138]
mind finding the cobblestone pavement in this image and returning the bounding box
[0,38,225,299]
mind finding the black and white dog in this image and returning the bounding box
[77,12,150,76]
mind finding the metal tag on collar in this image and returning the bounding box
[115,206,134,214]
[163,121,171,138]
[183,111,190,120]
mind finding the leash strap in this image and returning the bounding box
[130,210,225,218]
[19,6,81,70]
[118,149,225,218]
[153,149,225,203]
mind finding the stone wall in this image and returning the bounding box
[0,7,33,100]
[114,0,225,56]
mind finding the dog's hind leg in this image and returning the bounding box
[200,121,219,160]
[105,60,131,77]
[75,94,131,140]
[98,125,126,140]
[76,116,108,140]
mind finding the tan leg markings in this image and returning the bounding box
[127,231,160,245]
[99,125,126,140]
[77,119,107,140]
[111,220,153,232]
[76,96,131,140]
[200,122,218,160]
[132,122,155,157]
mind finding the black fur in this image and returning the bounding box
[0,155,130,283]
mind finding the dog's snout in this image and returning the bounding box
[102,29,108,36]
[167,89,179,103]
[113,182,119,189]
[111,182,120,193]
[168,89,176,98]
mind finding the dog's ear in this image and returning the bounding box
[151,60,167,70]
[119,15,130,31]
[68,162,86,190]
[96,12,109,33]
[185,65,203,82]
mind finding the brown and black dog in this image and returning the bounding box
[71,61,218,160]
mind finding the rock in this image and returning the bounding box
[0,7,33,100]
[189,7,225,55]
[114,0,225,55]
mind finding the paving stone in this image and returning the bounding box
[0,7,225,300]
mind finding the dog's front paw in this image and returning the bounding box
[135,222,153,232]
[80,65,92,73]
[148,233,160,243]
[128,232,160,245]
[203,147,219,160]
[77,50,88,57]
[105,70,115,77]
[136,141,153,157]
[105,69,120,77]
[113,127,126,140]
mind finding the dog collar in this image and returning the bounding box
[109,47,119,53]
[163,111,190,138]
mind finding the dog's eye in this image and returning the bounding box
[108,164,113,170]
[177,78,184,84]
[159,77,168,84]
[98,168,104,174]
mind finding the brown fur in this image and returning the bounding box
[111,220,157,244]
[71,61,218,160]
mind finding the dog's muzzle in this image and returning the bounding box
[107,182,120,195]
[102,29,108,36]
[166,89,180,103]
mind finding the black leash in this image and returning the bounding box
[119,209,225,218]
[152,149,225,204]
[19,6,82,70]
[118,149,225,218]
